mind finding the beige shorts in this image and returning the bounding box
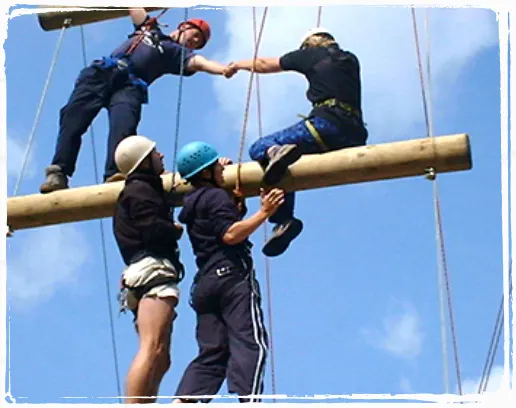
[121,256,181,313]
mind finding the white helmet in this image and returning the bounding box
[114,135,156,176]
[299,27,333,48]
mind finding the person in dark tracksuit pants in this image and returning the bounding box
[40,7,227,194]
[112,135,185,403]
[172,141,285,403]
[225,27,368,258]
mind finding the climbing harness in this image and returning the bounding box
[314,98,362,119]
[303,118,329,152]
[94,56,149,99]
[297,98,363,153]
[122,8,170,59]
[93,9,170,103]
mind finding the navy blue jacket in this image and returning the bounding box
[109,15,196,85]
[178,186,253,272]
[113,169,183,269]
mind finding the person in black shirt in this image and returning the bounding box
[112,134,185,403]
[39,7,227,194]
[172,141,284,403]
[225,27,368,258]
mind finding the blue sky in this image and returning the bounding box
[4,4,508,404]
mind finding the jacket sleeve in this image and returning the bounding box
[279,47,320,74]
[127,193,182,247]
[204,189,242,241]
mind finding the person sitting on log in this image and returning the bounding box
[171,141,284,403]
[223,27,368,257]
[40,7,228,194]
[112,135,185,404]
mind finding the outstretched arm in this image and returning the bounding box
[225,57,282,77]
[187,55,227,75]
[221,189,284,245]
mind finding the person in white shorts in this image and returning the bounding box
[112,135,185,403]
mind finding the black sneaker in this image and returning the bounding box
[262,218,304,257]
[263,144,302,185]
[39,165,69,194]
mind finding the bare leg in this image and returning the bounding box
[148,320,173,398]
[125,296,178,404]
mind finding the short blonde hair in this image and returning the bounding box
[302,34,336,49]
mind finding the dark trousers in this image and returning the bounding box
[175,262,268,403]
[51,64,146,181]
[249,115,367,225]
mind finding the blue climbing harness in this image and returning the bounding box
[94,55,149,103]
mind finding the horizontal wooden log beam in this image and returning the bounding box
[6,134,472,232]
[37,6,164,31]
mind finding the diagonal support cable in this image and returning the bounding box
[12,18,71,196]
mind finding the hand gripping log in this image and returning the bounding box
[37,5,165,31]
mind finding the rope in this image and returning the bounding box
[411,8,449,394]
[234,7,269,197]
[477,295,504,393]
[411,7,463,395]
[170,8,189,194]
[316,7,323,27]
[252,7,277,401]
[79,25,122,402]
[12,18,71,197]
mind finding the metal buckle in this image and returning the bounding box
[216,267,231,277]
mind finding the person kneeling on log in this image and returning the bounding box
[172,141,284,403]
[40,7,227,194]
[224,27,368,257]
[112,135,185,404]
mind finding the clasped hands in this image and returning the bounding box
[222,62,239,79]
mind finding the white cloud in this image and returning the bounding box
[462,365,508,394]
[361,300,423,359]
[400,376,413,393]
[6,224,91,311]
[210,6,498,147]
[7,131,38,182]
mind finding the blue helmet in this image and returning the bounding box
[177,141,220,180]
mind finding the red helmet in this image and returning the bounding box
[178,18,211,49]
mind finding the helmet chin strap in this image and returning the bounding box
[146,153,160,176]
[199,166,219,187]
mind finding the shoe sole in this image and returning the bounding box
[263,146,303,186]
[40,185,68,194]
[262,219,304,257]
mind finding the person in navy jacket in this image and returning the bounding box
[172,141,284,403]
[40,7,227,194]
[112,134,185,403]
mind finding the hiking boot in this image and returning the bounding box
[39,165,69,194]
[105,173,127,183]
[263,144,303,185]
[262,218,304,257]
